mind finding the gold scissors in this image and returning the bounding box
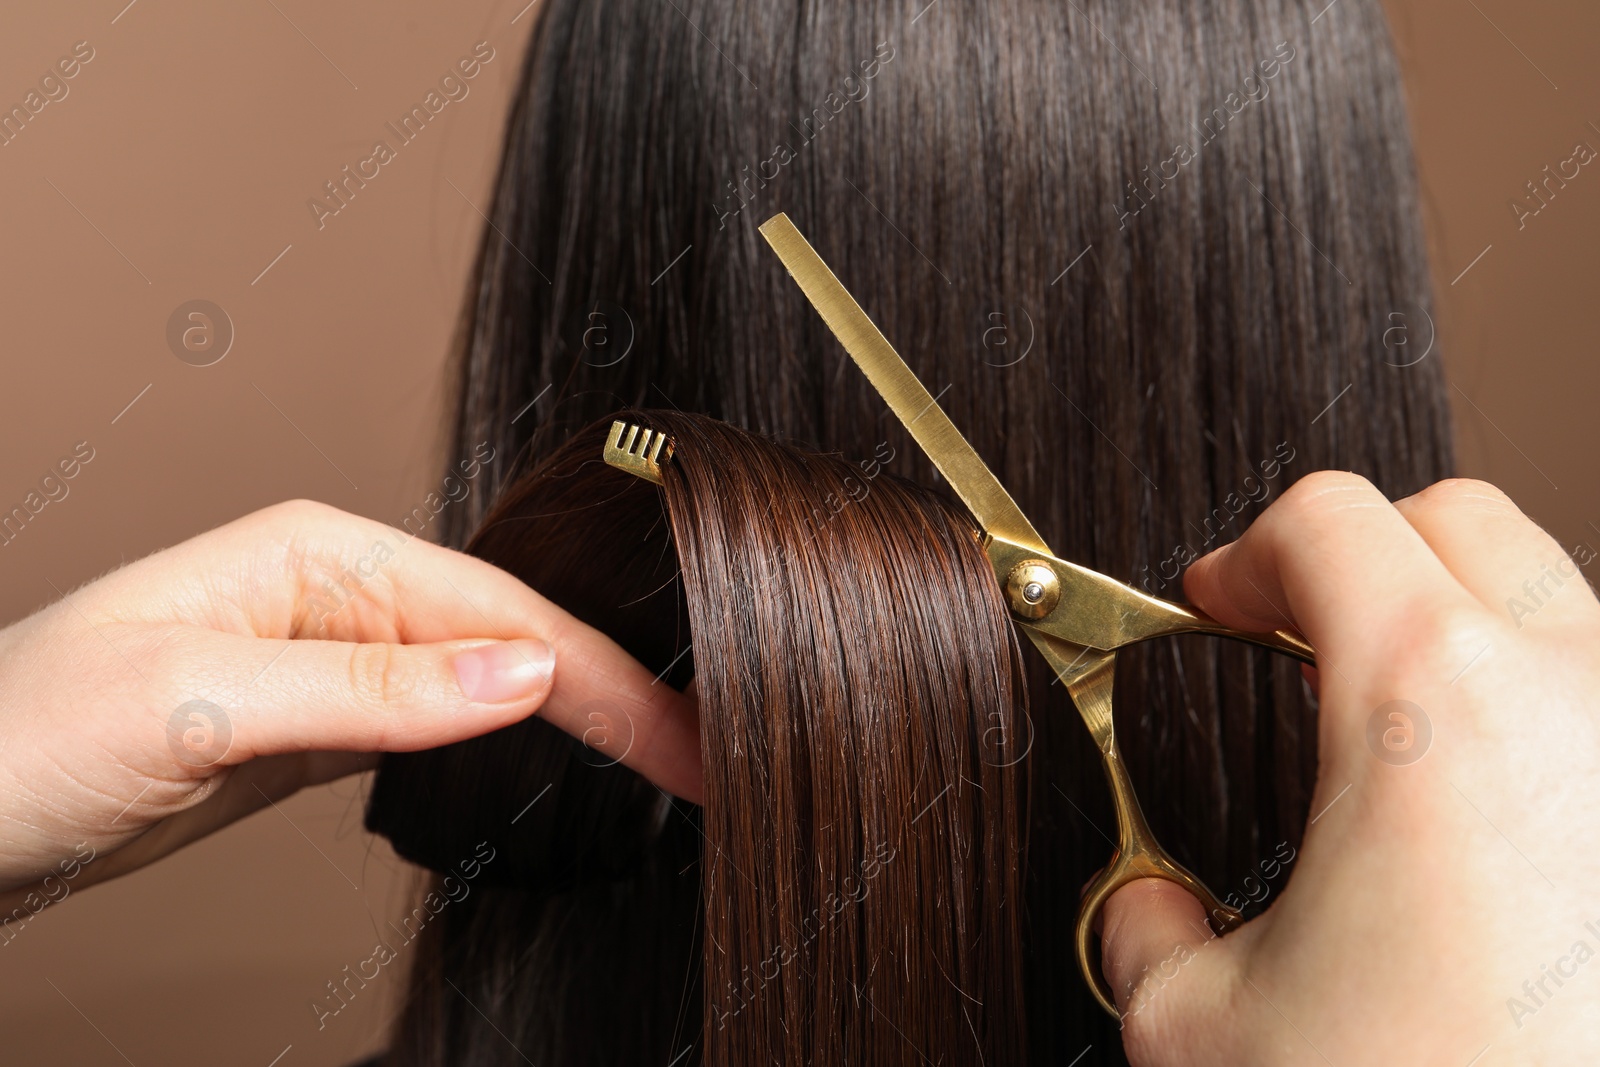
[756,212,1315,1017]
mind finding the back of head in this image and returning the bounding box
[389,0,1453,1059]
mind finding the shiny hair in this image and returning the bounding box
[370,0,1453,1058]
[370,413,1030,1063]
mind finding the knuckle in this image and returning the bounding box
[1259,470,1380,544]
[346,643,414,711]
[252,500,336,559]
[128,624,196,688]
[1388,601,1497,684]
[262,498,330,524]
[1277,470,1380,515]
[1409,477,1516,513]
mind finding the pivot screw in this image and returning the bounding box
[1005,560,1061,620]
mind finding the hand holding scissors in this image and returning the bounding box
[759,212,1312,1015]
[759,214,1600,1062]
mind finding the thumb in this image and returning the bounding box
[1100,879,1228,1026]
[158,624,704,803]
[162,631,556,766]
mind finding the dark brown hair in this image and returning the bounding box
[370,413,1030,1063]
[371,0,1454,1058]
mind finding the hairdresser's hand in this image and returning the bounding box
[0,500,701,902]
[1102,473,1600,1064]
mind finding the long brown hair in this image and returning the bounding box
[370,413,1030,1063]
[371,0,1454,1058]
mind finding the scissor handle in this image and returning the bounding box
[1056,653,1246,1018]
[992,546,1306,1016]
[1157,608,1315,664]
[1074,742,1244,1018]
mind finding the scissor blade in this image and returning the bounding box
[759,213,1051,556]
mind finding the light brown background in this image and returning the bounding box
[0,1,1593,1064]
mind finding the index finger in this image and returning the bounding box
[1182,471,1478,671]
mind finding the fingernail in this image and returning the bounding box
[454,639,555,704]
